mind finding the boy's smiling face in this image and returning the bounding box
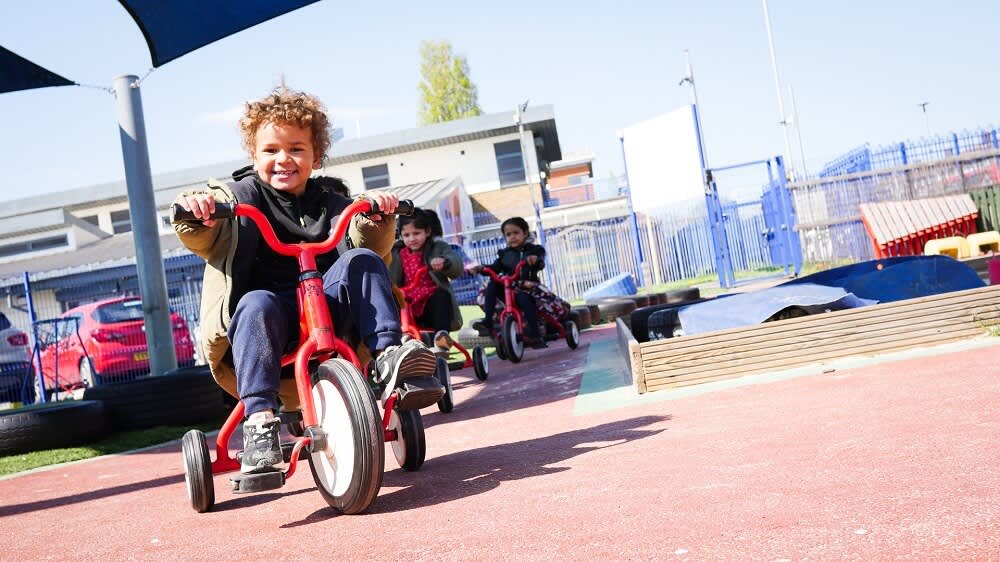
[252,121,320,196]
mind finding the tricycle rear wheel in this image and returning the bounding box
[182,429,215,513]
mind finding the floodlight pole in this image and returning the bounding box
[113,75,177,376]
[762,0,795,180]
[682,50,735,289]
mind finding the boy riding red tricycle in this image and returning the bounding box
[173,198,429,514]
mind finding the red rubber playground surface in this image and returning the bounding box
[2,324,998,560]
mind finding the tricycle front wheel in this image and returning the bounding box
[308,358,384,515]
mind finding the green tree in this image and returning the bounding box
[418,40,482,125]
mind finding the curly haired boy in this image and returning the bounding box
[172,87,442,474]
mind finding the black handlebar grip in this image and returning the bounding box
[367,199,415,216]
[169,202,235,222]
[395,199,415,216]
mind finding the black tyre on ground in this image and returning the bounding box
[308,358,384,515]
[0,400,111,456]
[565,320,580,350]
[182,429,215,513]
[472,345,489,381]
[629,296,714,343]
[570,306,592,330]
[81,365,227,431]
[435,357,454,414]
[389,408,426,471]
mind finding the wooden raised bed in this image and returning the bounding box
[620,284,1000,394]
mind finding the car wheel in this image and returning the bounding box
[79,358,101,388]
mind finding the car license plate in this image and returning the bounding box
[134,351,149,361]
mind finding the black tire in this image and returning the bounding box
[570,306,592,330]
[494,335,508,360]
[0,400,111,456]
[630,297,714,343]
[389,408,426,471]
[664,287,701,304]
[565,320,580,350]
[586,298,637,324]
[503,315,523,363]
[435,357,454,414]
[623,294,651,309]
[81,367,226,431]
[472,345,489,381]
[308,359,384,515]
[182,429,215,513]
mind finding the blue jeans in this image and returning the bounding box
[229,249,401,415]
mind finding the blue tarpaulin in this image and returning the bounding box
[678,283,876,336]
[779,255,984,303]
[676,256,985,336]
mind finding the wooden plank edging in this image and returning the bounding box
[615,317,646,394]
[633,284,1000,393]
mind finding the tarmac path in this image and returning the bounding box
[2,324,998,561]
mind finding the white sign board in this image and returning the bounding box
[621,105,704,212]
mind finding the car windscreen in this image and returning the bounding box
[95,301,145,324]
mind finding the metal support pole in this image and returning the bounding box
[762,0,795,179]
[24,272,46,403]
[775,156,803,275]
[682,50,734,288]
[617,133,646,287]
[113,75,177,376]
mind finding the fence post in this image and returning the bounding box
[23,272,46,404]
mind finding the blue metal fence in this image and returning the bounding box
[791,126,1000,263]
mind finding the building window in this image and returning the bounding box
[81,215,100,226]
[494,140,525,186]
[0,235,69,258]
[111,209,132,234]
[362,164,390,190]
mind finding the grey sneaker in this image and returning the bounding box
[240,419,284,474]
[374,339,443,409]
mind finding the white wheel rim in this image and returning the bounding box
[571,322,579,343]
[80,359,94,387]
[479,350,489,376]
[507,321,523,357]
[388,410,406,465]
[311,378,356,497]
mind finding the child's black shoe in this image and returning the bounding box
[240,419,284,474]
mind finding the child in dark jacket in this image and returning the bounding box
[389,209,465,350]
[172,87,443,475]
[471,216,549,348]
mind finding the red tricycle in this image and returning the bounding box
[172,198,428,515]
[476,260,579,363]
[399,266,489,392]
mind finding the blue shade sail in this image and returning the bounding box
[0,46,74,94]
[117,0,321,67]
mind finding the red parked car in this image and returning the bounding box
[38,297,196,390]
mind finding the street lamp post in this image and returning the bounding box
[761,0,795,179]
[918,101,931,137]
[515,101,546,247]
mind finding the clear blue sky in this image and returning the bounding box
[2,0,997,202]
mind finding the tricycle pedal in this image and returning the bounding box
[230,471,285,494]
